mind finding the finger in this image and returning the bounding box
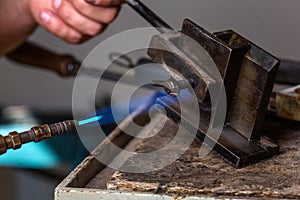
[53,0,105,36]
[39,10,83,43]
[85,0,124,7]
[71,0,120,24]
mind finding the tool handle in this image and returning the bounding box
[6,42,80,77]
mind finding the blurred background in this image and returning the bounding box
[0,0,299,199]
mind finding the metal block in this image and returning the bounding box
[276,84,300,121]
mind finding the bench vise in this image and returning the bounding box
[148,19,280,167]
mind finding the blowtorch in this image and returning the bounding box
[0,115,104,155]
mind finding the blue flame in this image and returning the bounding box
[78,89,193,127]
[78,115,104,126]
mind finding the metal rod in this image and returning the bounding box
[125,0,174,33]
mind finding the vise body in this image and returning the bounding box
[148,19,280,167]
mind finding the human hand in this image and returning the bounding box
[27,0,124,43]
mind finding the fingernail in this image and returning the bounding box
[40,11,51,24]
[74,33,82,41]
[53,0,62,10]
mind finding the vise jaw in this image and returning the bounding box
[148,19,280,167]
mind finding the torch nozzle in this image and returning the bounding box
[0,120,78,155]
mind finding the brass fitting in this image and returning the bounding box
[32,125,52,142]
[9,132,22,150]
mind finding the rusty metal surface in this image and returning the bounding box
[180,19,249,110]
[148,19,249,109]
[215,30,280,140]
[276,85,300,121]
[148,32,216,104]
[106,116,300,199]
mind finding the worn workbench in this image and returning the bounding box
[56,108,299,199]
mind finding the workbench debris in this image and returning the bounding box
[104,116,299,199]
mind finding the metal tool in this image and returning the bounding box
[0,120,77,155]
[148,18,280,167]
[125,0,173,33]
